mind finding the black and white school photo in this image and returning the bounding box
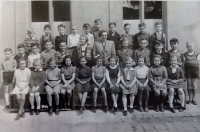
[0,0,200,132]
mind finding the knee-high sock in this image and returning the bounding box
[168,95,174,108]
[19,99,25,115]
[122,96,127,111]
[81,92,88,107]
[54,93,59,105]
[115,94,119,107]
[5,93,9,106]
[192,89,196,101]
[111,94,116,107]
[138,91,143,106]
[35,96,41,109]
[29,96,34,109]
[47,93,52,106]
[179,94,185,107]
[144,91,149,105]
[188,89,192,101]
[101,90,107,106]
[130,95,135,108]
[93,90,98,106]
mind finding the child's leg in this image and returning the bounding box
[3,84,10,106]
[111,93,116,107]
[78,92,83,103]
[101,88,107,106]
[54,92,59,106]
[93,88,98,107]
[122,94,127,111]
[19,94,26,114]
[130,94,135,109]
[35,92,41,109]
[178,88,185,107]
[115,93,119,107]
[168,88,175,108]
[138,90,143,107]
[144,90,149,106]
[160,90,167,106]
[61,90,66,105]
[154,90,160,108]
[67,90,72,106]
[29,93,35,109]
[187,78,192,102]
[81,92,88,107]
[46,92,52,107]
[191,78,198,102]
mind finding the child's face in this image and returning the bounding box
[155,44,163,51]
[186,43,194,52]
[83,27,90,34]
[80,58,87,66]
[126,60,132,68]
[97,59,103,66]
[71,26,77,34]
[109,24,116,33]
[34,63,42,71]
[122,40,129,48]
[28,32,35,38]
[4,51,12,59]
[170,58,177,67]
[44,28,51,35]
[124,25,131,34]
[45,42,53,51]
[155,24,162,32]
[101,32,108,41]
[138,26,145,33]
[50,61,57,69]
[58,27,65,35]
[18,47,25,55]
[138,58,145,67]
[154,57,161,66]
[80,36,86,44]
[170,42,178,50]
[94,22,102,29]
[19,60,26,70]
[59,43,67,52]
[65,58,71,66]
[32,46,39,54]
[139,40,148,49]
[109,58,116,67]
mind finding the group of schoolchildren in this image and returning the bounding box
[1,18,200,121]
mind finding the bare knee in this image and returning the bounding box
[162,90,167,96]
[29,93,34,98]
[67,90,72,95]
[122,94,126,98]
[178,88,184,95]
[47,92,52,97]
[101,88,106,93]
[61,90,65,95]
[21,94,26,99]
[154,90,160,96]
[169,88,174,96]
[35,92,40,98]
[93,88,98,94]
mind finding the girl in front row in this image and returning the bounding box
[167,56,185,113]
[106,56,121,114]
[45,58,61,116]
[120,57,137,116]
[149,55,168,112]
[76,56,92,114]
[92,56,108,113]
[135,55,150,112]
[61,55,76,109]
[12,58,31,120]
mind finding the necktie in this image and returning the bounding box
[127,70,130,81]
[103,42,106,51]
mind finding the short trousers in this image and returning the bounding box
[3,72,14,85]
[185,66,199,78]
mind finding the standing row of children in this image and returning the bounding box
[1,18,200,120]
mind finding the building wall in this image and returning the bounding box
[167,1,200,52]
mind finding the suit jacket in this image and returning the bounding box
[93,40,116,65]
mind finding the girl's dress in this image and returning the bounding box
[76,65,91,92]
[91,65,107,90]
[29,69,46,94]
[45,67,61,94]
[149,65,168,91]
[119,67,138,95]
[61,65,76,91]
[12,68,31,94]
[166,66,185,89]
[135,65,151,91]
[106,65,121,93]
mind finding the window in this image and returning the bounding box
[31,1,49,22]
[53,1,70,21]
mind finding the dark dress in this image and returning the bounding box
[76,66,92,92]
[107,65,121,93]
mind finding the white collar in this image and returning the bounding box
[124,33,131,36]
[124,67,134,71]
[188,51,195,55]
[109,65,117,69]
[34,68,43,71]
[156,32,162,35]
[170,65,179,69]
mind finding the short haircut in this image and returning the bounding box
[120,37,129,43]
[31,43,39,48]
[33,58,42,66]
[48,57,56,65]
[170,38,179,44]
[17,44,26,49]
[155,40,163,45]
[140,38,148,43]
[138,55,145,61]
[124,23,131,28]
[97,56,104,61]
[153,54,161,60]
[63,55,72,64]
[186,40,194,47]
[108,55,118,63]
[125,57,133,63]
[44,39,53,44]
[83,23,91,29]
[27,28,35,35]
[79,35,89,42]
[44,24,51,30]
[58,24,65,29]
[98,30,107,37]
[155,22,162,27]
[108,22,116,27]
[170,55,177,61]
[94,18,102,24]
[71,24,77,29]
[59,41,67,45]
[138,23,146,28]
[19,58,27,63]
[79,56,87,61]
[4,48,12,53]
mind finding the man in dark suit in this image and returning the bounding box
[93,30,116,65]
